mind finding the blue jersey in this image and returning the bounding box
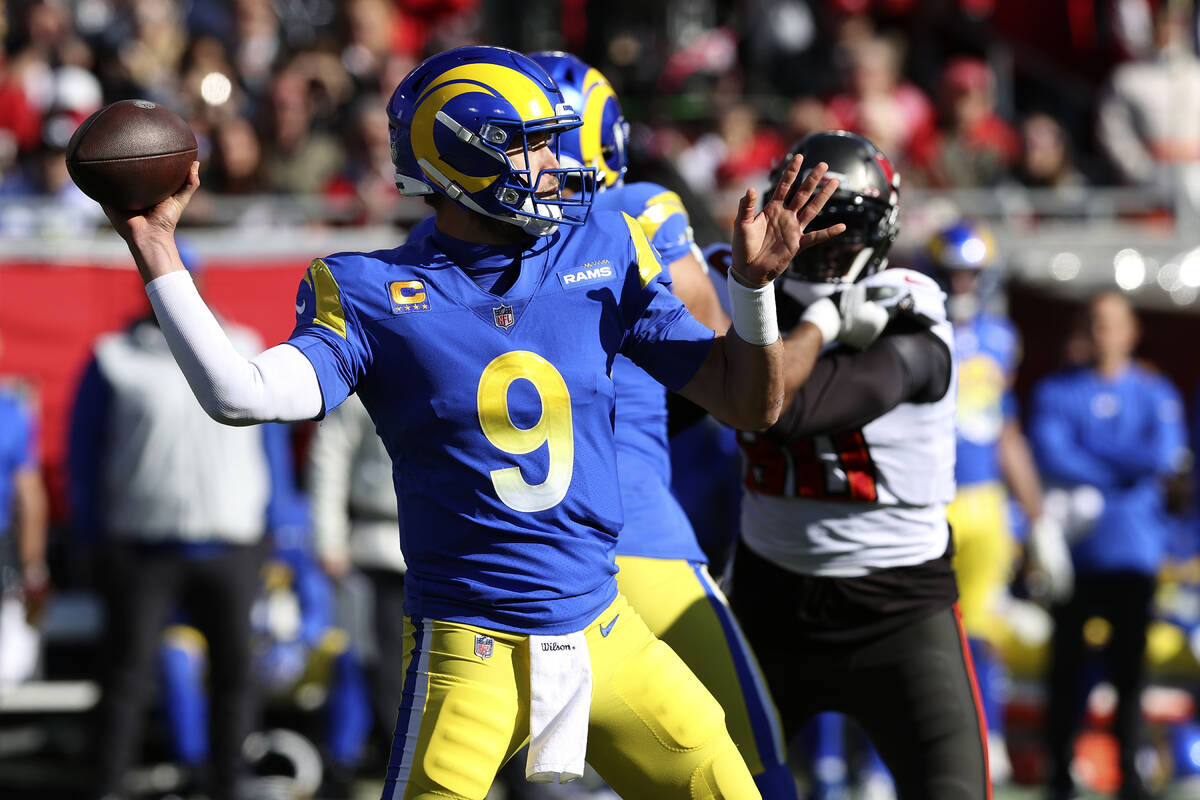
[287,210,714,634]
[1030,364,1187,575]
[0,388,36,533]
[954,313,1019,488]
[593,182,707,562]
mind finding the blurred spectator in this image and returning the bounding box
[1030,290,1189,800]
[826,34,934,165]
[0,366,50,684]
[909,56,1019,187]
[207,114,264,195]
[67,252,299,800]
[0,40,42,156]
[306,392,406,772]
[674,102,786,194]
[339,0,402,92]
[1013,112,1086,190]
[260,66,345,195]
[783,94,839,146]
[324,96,402,225]
[118,0,188,103]
[232,0,283,94]
[1097,4,1200,211]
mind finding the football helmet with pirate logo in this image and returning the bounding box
[528,51,630,192]
[775,130,900,286]
[387,46,595,236]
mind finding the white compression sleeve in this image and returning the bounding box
[145,270,324,425]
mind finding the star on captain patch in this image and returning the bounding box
[492,304,515,330]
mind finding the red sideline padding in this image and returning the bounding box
[0,259,311,520]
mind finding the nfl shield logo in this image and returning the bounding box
[474,635,494,660]
[492,305,515,330]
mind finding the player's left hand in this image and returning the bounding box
[836,285,891,349]
[730,154,846,288]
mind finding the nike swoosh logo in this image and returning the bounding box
[599,614,618,638]
[295,300,306,314]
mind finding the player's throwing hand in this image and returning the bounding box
[731,154,846,288]
[103,161,201,246]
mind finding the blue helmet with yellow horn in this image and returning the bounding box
[387,46,595,236]
[528,51,629,191]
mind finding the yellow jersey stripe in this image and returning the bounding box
[307,258,348,339]
[621,212,662,288]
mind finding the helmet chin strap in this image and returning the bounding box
[841,246,877,284]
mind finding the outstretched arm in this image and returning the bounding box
[103,163,323,424]
[678,155,845,430]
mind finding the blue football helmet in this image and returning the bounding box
[528,51,629,191]
[926,220,1000,321]
[387,46,595,236]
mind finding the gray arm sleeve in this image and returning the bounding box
[145,270,324,425]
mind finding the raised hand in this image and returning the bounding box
[731,154,846,288]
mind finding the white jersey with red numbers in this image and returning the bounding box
[738,267,958,577]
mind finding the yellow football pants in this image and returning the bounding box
[615,555,792,797]
[381,592,760,800]
[948,482,1017,642]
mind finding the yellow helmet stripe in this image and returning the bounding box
[412,63,557,194]
[579,67,620,188]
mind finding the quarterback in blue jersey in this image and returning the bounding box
[925,220,1067,782]
[98,46,850,800]
[528,51,795,799]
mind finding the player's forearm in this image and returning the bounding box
[780,323,824,404]
[14,469,48,569]
[999,421,1044,520]
[145,271,324,424]
[126,229,188,284]
[685,333,783,431]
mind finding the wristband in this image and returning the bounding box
[799,297,840,344]
[726,271,780,346]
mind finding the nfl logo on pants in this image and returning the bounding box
[493,305,514,330]
[474,635,494,659]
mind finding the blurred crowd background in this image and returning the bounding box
[5,0,1200,798]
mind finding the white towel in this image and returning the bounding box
[526,631,591,782]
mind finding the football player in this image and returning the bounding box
[724,130,991,800]
[926,220,1069,783]
[526,51,794,798]
[96,46,856,799]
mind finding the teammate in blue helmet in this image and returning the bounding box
[529,50,795,799]
[95,44,854,798]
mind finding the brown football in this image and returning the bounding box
[66,99,198,211]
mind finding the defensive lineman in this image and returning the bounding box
[726,131,991,800]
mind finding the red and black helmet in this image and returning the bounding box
[775,130,901,283]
